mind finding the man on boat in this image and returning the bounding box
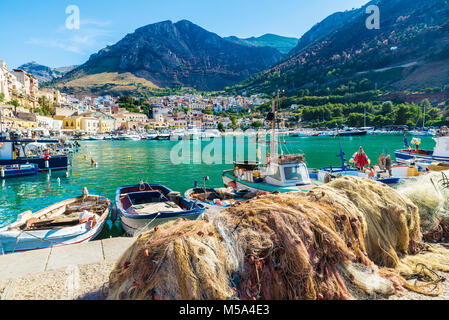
[350,147,370,171]
[43,148,51,161]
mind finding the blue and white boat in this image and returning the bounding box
[185,178,255,208]
[0,139,69,171]
[395,133,449,163]
[0,190,110,254]
[115,183,206,236]
[0,163,38,179]
[316,133,401,185]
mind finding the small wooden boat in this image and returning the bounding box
[116,183,206,236]
[0,189,110,254]
[185,186,256,208]
[0,163,38,179]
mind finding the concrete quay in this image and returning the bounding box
[0,237,135,300]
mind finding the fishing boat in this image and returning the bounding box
[395,127,449,163]
[185,178,256,208]
[0,163,38,179]
[0,139,69,171]
[315,132,403,185]
[115,183,206,236]
[0,189,110,254]
[222,91,322,194]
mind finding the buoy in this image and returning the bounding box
[45,160,49,168]
[66,171,69,177]
[128,155,132,160]
[0,167,4,178]
[57,178,61,185]
[84,154,87,160]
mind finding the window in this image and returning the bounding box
[269,166,282,181]
[284,165,308,181]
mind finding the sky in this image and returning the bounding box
[0,0,369,69]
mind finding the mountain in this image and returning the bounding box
[224,34,298,54]
[51,20,284,94]
[18,62,77,83]
[235,0,449,94]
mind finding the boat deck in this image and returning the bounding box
[132,202,181,215]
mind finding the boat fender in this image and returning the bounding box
[89,216,97,229]
[110,205,118,223]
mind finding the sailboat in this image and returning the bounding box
[222,91,322,193]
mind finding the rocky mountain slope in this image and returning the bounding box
[18,62,77,83]
[224,34,298,54]
[51,20,284,94]
[235,0,449,94]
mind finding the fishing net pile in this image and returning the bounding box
[107,176,449,300]
[397,171,449,242]
[107,219,238,300]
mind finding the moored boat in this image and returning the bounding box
[395,128,449,163]
[0,139,69,171]
[115,183,206,236]
[0,189,110,254]
[222,92,322,194]
[185,183,256,208]
[0,163,38,179]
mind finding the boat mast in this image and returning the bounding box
[364,107,366,128]
[423,105,426,129]
[0,106,3,135]
[270,91,279,165]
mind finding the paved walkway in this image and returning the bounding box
[0,237,135,300]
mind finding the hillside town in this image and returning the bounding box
[0,60,277,138]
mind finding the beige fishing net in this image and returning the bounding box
[107,176,449,300]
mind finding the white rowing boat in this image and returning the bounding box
[0,189,110,254]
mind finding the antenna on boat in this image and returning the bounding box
[203,176,209,200]
[336,128,346,169]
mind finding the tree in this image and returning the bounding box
[0,93,4,103]
[37,96,56,116]
[217,122,225,132]
[421,99,431,109]
[250,121,263,129]
[7,99,20,107]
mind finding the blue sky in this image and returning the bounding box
[0,0,369,69]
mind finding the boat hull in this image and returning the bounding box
[394,149,449,163]
[1,164,38,179]
[0,196,110,254]
[0,156,69,171]
[119,211,202,236]
[222,170,320,193]
[115,184,205,236]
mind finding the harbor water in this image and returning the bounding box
[0,134,435,236]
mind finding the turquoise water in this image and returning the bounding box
[0,134,435,235]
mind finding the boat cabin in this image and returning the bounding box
[265,162,311,187]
